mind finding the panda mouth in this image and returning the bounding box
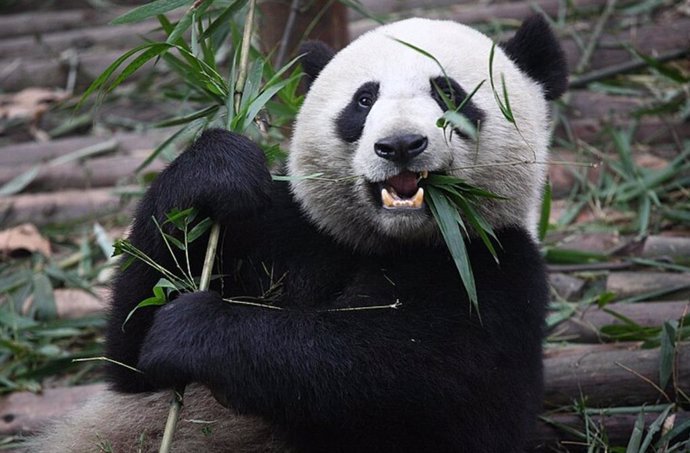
[376,170,428,210]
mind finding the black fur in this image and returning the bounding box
[106,130,549,452]
[299,41,336,89]
[502,15,568,100]
[336,81,380,143]
[430,76,485,139]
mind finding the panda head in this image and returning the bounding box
[289,15,567,252]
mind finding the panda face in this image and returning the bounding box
[289,17,565,251]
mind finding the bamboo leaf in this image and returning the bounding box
[626,411,645,453]
[640,404,674,452]
[538,181,552,241]
[112,0,191,24]
[0,166,39,196]
[78,44,158,107]
[187,218,214,242]
[427,186,478,310]
[107,43,172,93]
[659,321,677,390]
[200,0,247,40]
[31,273,57,321]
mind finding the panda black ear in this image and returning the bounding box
[299,40,336,90]
[501,15,568,100]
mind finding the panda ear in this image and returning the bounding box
[299,40,336,89]
[501,15,568,100]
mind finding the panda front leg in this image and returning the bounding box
[106,128,273,393]
[135,290,533,452]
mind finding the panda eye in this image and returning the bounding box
[358,94,374,108]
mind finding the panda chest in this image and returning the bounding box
[237,245,462,311]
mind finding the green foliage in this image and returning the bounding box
[81,1,303,172]
[425,174,503,312]
[113,208,215,329]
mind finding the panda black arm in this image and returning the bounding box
[136,229,549,448]
[105,129,272,392]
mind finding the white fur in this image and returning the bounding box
[290,18,552,251]
[30,385,288,453]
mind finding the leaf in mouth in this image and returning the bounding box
[425,174,503,314]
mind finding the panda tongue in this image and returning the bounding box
[386,171,418,198]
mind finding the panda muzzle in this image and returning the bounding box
[380,170,428,209]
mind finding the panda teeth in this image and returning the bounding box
[381,187,425,209]
[412,187,424,208]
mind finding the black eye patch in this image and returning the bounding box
[430,77,484,139]
[336,81,380,143]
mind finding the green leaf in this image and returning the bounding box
[0,166,39,196]
[426,186,478,310]
[633,49,690,83]
[200,0,247,41]
[163,233,185,250]
[121,281,169,330]
[79,43,164,107]
[659,321,677,390]
[626,411,645,453]
[111,0,191,24]
[439,111,478,140]
[31,273,57,321]
[240,74,301,131]
[155,105,220,128]
[639,404,674,452]
[138,121,203,174]
[107,43,172,94]
[538,181,552,241]
[187,218,213,243]
[164,207,197,229]
[543,247,608,264]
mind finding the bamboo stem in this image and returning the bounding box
[158,1,257,451]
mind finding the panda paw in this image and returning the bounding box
[137,292,226,390]
[153,129,273,224]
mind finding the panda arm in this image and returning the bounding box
[105,129,272,392]
[137,292,452,424]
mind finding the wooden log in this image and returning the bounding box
[23,288,110,319]
[0,22,162,59]
[0,50,148,92]
[0,150,166,192]
[530,410,690,451]
[643,236,690,262]
[350,0,614,37]
[550,301,690,343]
[0,187,135,227]
[0,9,124,39]
[563,116,690,146]
[566,91,644,120]
[607,272,690,299]
[0,132,168,167]
[544,342,690,407]
[562,17,690,72]
[549,273,586,300]
[349,0,475,19]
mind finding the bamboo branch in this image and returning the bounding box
[158,2,257,452]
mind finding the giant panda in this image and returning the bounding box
[34,14,567,453]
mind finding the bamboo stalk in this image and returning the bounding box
[158,1,257,451]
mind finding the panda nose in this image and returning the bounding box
[374,134,428,163]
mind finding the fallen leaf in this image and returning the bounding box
[0,223,51,258]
